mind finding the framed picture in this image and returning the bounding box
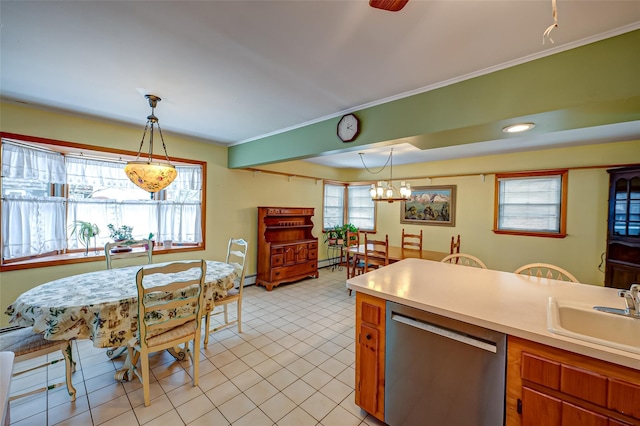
[400,185,456,226]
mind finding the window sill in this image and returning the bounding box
[492,229,567,238]
[0,245,203,272]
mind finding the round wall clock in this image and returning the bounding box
[337,113,360,142]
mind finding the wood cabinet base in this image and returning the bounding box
[507,336,640,426]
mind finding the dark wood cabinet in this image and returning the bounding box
[256,207,318,291]
[507,336,640,426]
[606,166,640,289]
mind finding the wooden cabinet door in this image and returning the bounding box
[562,402,608,426]
[283,246,296,265]
[522,387,561,426]
[296,243,308,263]
[357,323,380,415]
[355,293,385,422]
[608,379,640,420]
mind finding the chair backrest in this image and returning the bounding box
[346,230,360,248]
[514,263,579,283]
[364,233,389,272]
[226,238,248,290]
[402,228,423,252]
[441,253,487,269]
[135,260,207,347]
[105,239,153,270]
[450,234,461,255]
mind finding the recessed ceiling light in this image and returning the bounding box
[503,123,535,133]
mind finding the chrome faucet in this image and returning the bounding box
[618,283,640,318]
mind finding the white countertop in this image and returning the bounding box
[346,258,640,370]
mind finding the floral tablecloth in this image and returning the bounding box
[4,260,236,348]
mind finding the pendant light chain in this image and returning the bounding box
[133,122,151,161]
[155,124,172,163]
[359,150,392,174]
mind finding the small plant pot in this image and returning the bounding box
[110,247,132,253]
[111,239,133,253]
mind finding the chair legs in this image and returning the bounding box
[236,299,242,334]
[203,299,242,347]
[10,341,77,402]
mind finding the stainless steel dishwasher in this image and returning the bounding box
[385,301,506,426]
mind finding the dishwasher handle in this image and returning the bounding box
[391,312,498,354]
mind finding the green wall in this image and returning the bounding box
[228,30,640,168]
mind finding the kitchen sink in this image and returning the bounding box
[547,298,640,354]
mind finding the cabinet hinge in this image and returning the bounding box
[517,398,522,414]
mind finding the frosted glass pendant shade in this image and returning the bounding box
[125,161,177,193]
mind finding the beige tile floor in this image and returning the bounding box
[7,267,387,426]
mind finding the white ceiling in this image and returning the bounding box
[1,1,639,168]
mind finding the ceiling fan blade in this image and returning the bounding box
[369,0,409,12]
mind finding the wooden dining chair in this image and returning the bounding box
[127,260,207,407]
[402,228,423,252]
[104,238,154,360]
[514,263,579,283]
[441,253,487,269]
[204,238,248,346]
[345,230,361,279]
[364,233,389,273]
[104,239,153,270]
[0,326,76,402]
[450,234,461,255]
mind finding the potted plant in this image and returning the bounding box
[145,233,155,250]
[69,221,100,256]
[323,224,344,246]
[107,224,134,253]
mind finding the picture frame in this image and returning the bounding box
[400,185,456,226]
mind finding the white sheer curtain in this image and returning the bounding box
[158,165,203,242]
[67,199,157,249]
[66,159,203,246]
[66,156,135,189]
[2,145,203,259]
[158,202,202,242]
[1,141,66,182]
[1,141,67,259]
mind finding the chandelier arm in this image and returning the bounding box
[155,124,172,163]
[358,151,392,174]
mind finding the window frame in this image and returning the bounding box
[493,169,568,238]
[322,180,377,233]
[0,132,207,271]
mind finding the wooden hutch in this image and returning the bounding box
[256,207,319,291]
[605,166,640,289]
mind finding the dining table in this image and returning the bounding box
[4,259,236,380]
[346,244,449,277]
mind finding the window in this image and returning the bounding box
[1,135,205,266]
[323,182,375,231]
[494,170,568,238]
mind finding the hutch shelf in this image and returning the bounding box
[256,207,319,291]
[605,165,640,289]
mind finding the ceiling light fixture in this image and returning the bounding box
[124,95,177,193]
[502,123,535,133]
[360,148,411,203]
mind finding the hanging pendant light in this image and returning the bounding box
[360,148,412,203]
[124,94,177,193]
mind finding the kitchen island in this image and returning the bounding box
[346,258,640,425]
